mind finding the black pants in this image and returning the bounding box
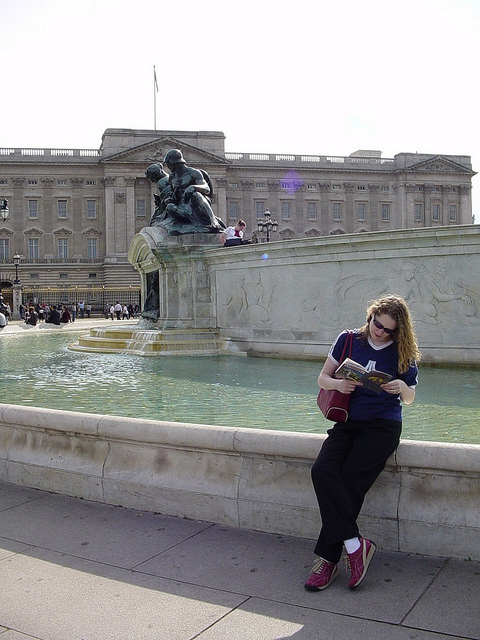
[311,418,401,564]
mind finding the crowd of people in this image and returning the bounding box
[6,300,140,326]
[105,302,140,321]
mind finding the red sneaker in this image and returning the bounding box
[346,537,376,588]
[305,557,339,591]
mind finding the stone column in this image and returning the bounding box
[104,176,116,259]
[125,177,136,250]
[344,183,355,233]
[216,178,227,223]
[318,182,330,234]
[368,184,380,230]
[459,185,471,223]
[12,283,22,320]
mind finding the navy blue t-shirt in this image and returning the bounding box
[328,330,418,422]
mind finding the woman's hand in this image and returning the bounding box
[335,378,360,394]
[381,379,416,404]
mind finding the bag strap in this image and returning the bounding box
[338,331,353,364]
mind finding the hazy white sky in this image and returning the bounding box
[2,0,479,215]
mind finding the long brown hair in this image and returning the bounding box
[359,294,421,373]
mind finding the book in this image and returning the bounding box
[334,358,392,393]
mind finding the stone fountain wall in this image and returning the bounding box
[129,225,480,364]
[0,403,478,561]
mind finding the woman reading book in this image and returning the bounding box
[305,294,420,591]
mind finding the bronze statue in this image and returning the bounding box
[146,150,225,235]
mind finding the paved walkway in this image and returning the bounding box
[0,316,137,334]
[0,481,478,640]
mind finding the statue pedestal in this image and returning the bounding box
[128,228,221,330]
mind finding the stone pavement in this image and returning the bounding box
[0,316,137,334]
[0,481,478,640]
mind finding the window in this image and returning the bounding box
[281,201,291,220]
[332,202,342,220]
[357,186,366,191]
[432,204,441,221]
[28,238,39,259]
[58,238,68,259]
[30,273,39,280]
[58,200,67,218]
[27,179,38,185]
[255,201,265,218]
[136,199,147,217]
[229,183,238,188]
[57,180,67,186]
[228,201,239,219]
[28,200,38,218]
[0,238,9,260]
[0,180,8,185]
[255,182,266,189]
[414,203,424,221]
[332,184,341,190]
[88,273,97,279]
[86,180,96,186]
[86,199,97,218]
[307,184,317,191]
[381,186,389,192]
[307,202,317,220]
[59,273,68,279]
[381,203,391,221]
[357,203,366,221]
[449,204,458,222]
[87,238,97,259]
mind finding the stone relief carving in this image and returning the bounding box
[222,271,277,326]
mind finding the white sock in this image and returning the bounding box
[344,537,361,554]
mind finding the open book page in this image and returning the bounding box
[334,358,392,393]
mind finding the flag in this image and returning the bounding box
[154,66,159,93]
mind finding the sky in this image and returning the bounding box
[2,0,479,217]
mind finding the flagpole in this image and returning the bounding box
[153,65,158,130]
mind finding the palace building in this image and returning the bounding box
[0,128,475,312]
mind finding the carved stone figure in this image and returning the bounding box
[146,150,226,235]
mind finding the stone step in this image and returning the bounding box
[69,326,225,356]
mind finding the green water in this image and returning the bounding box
[0,331,478,444]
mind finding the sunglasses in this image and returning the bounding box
[372,316,396,336]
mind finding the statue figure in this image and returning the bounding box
[146,149,226,235]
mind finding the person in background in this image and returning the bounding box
[122,304,129,319]
[60,305,71,323]
[220,219,247,247]
[305,294,420,592]
[25,307,38,326]
[46,305,61,325]
[114,301,122,320]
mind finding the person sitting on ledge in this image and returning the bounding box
[220,219,250,247]
[45,305,61,325]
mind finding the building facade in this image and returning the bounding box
[0,128,475,311]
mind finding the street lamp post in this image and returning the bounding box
[0,199,9,297]
[257,209,278,242]
[13,252,20,284]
